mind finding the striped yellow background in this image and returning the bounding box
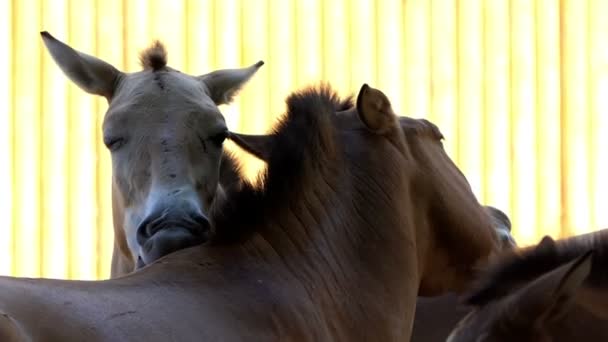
[1,0,607,280]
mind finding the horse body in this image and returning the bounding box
[0,247,337,341]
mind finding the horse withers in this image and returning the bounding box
[41,32,263,277]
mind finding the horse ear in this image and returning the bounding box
[355,84,397,135]
[501,250,593,326]
[228,132,273,162]
[40,31,122,98]
[199,61,264,105]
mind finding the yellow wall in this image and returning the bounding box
[1,0,607,280]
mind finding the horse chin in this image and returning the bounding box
[138,226,208,266]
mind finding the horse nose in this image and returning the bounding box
[136,204,211,266]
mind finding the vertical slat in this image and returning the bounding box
[456,0,483,198]
[13,0,42,277]
[185,0,214,74]
[124,0,148,72]
[429,0,458,160]
[510,0,538,245]
[239,0,269,178]
[536,0,562,238]
[213,0,241,134]
[322,0,349,94]
[268,0,296,120]
[0,0,12,275]
[240,0,269,133]
[375,0,403,112]
[349,0,376,91]
[67,0,97,280]
[483,0,512,221]
[588,0,608,229]
[95,0,124,279]
[561,0,591,236]
[40,0,69,279]
[148,0,186,70]
[403,0,431,119]
[294,0,322,87]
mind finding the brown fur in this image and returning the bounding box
[411,205,514,342]
[466,229,608,306]
[211,85,353,242]
[138,40,168,71]
[448,230,608,341]
[219,84,500,296]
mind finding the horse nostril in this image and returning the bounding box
[136,217,154,246]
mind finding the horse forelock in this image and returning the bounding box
[139,40,168,71]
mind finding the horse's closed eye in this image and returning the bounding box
[104,136,126,151]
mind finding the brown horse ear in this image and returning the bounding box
[40,31,122,98]
[355,84,397,135]
[228,132,273,161]
[199,61,264,105]
[501,250,593,326]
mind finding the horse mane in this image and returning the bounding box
[465,229,608,306]
[210,84,353,243]
[139,40,168,71]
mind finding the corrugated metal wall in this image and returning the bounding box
[1,0,607,280]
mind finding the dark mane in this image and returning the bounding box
[210,84,353,243]
[465,230,608,306]
[218,151,245,190]
[139,40,168,71]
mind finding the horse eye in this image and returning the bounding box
[104,136,126,151]
[210,131,228,146]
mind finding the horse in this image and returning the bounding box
[410,205,515,342]
[447,229,608,341]
[0,83,499,341]
[41,31,263,277]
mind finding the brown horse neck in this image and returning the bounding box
[545,294,608,341]
[207,86,420,339]
[575,284,608,320]
[236,159,418,308]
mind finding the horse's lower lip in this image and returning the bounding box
[147,221,205,238]
[139,226,208,265]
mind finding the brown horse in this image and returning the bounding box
[410,206,515,342]
[41,32,263,277]
[447,230,608,341]
[0,84,497,341]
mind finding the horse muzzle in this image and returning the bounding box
[136,209,211,267]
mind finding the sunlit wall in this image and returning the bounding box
[1,0,607,280]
